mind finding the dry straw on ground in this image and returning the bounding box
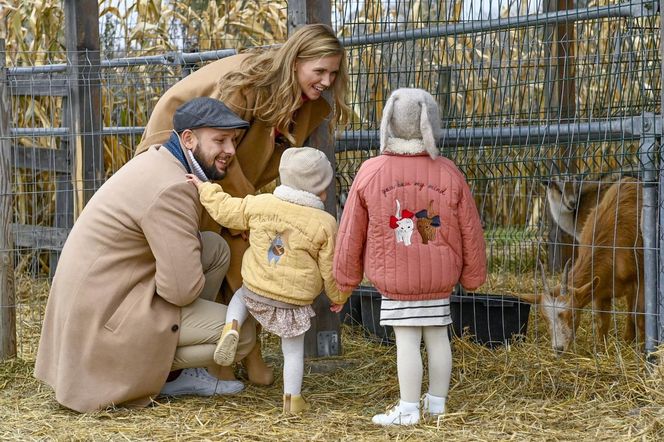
[2,275,664,441]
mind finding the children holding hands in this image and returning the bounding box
[188,88,486,426]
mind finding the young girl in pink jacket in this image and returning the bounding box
[334,88,487,426]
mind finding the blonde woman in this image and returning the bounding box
[137,24,350,386]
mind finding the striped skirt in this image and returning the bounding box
[379,296,452,327]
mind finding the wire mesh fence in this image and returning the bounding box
[1,0,290,358]
[0,0,662,363]
[333,0,661,358]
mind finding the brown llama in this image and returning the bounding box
[519,177,644,354]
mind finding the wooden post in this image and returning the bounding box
[65,0,103,217]
[287,0,307,30]
[0,39,17,360]
[543,0,576,272]
[289,0,341,358]
[304,0,331,24]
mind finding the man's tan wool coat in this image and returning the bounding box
[35,146,207,412]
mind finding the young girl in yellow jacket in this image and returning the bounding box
[187,147,349,413]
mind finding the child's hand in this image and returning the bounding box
[185,173,202,189]
[330,303,344,313]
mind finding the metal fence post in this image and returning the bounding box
[639,114,660,357]
[289,0,341,358]
[0,39,16,360]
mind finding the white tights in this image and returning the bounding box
[393,325,452,403]
[226,291,305,395]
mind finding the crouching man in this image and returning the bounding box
[34,97,257,412]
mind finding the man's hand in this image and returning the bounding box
[185,173,203,189]
[329,303,344,313]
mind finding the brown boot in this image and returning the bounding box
[283,393,309,413]
[214,319,239,366]
[242,339,274,386]
[207,364,238,381]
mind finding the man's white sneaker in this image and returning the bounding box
[159,368,244,397]
[372,400,420,426]
[422,393,446,421]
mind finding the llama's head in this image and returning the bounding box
[542,177,579,215]
[516,261,599,355]
[540,162,580,216]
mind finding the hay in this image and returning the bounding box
[2,278,664,441]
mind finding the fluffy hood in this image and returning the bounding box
[379,87,441,159]
[273,185,325,210]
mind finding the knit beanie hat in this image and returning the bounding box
[379,88,441,159]
[279,147,334,195]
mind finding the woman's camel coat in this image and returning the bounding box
[137,53,331,295]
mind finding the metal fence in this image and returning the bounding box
[333,0,662,358]
[1,0,289,359]
[0,0,662,362]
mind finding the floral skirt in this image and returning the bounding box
[244,294,316,338]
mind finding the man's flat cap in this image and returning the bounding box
[173,97,249,132]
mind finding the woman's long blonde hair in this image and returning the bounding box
[218,24,350,143]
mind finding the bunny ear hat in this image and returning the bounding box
[379,88,441,159]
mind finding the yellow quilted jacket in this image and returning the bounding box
[198,182,350,306]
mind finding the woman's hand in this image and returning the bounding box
[329,303,344,313]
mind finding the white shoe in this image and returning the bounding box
[372,400,420,426]
[422,393,446,421]
[159,368,244,397]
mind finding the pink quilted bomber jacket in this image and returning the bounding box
[333,150,487,301]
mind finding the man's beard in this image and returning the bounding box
[193,143,227,181]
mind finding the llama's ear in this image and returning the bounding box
[420,102,438,159]
[380,95,396,152]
